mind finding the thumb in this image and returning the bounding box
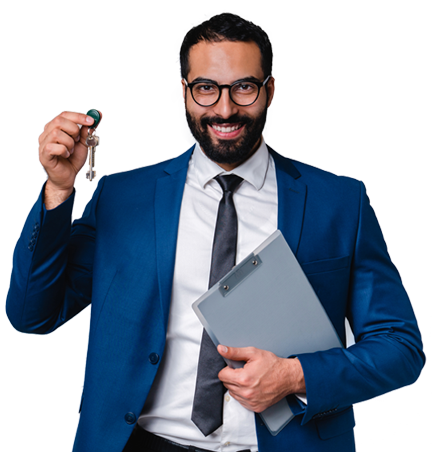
[217,345,255,361]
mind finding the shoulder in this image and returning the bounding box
[270,147,363,200]
[293,159,361,189]
[101,146,194,189]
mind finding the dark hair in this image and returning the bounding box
[180,13,272,80]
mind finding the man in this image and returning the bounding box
[6,12,424,452]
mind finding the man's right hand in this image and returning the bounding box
[39,111,95,209]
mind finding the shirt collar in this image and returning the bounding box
[193,138,269,191]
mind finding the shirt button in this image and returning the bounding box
[225,394,230,402]
[223,442,231,447]
[148,353,159,364]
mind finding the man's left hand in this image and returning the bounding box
[217,345,306,413]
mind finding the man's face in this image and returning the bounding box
[183,40,275,169]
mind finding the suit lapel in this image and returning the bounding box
[154,147,194,330]
[153,145,306,331]
[269,147,307,256]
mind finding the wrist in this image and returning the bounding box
[44,179,74,210]
[291,358,306,394]
[281,357,306,395]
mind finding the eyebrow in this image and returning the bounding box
[190,76,262,85]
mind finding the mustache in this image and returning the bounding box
[200,114,254,127]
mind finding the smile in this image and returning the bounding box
[211,123,242,133]
[209,122,245,138]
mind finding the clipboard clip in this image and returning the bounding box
[218,254,263,297]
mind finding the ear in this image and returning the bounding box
[266,77,275,108]
[181,79,186,101]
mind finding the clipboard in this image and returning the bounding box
[192,230,343,436]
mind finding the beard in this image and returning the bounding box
[185,106,268,165]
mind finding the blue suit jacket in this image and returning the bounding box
[7,146,425,452]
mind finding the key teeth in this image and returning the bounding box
[86,170,96,181]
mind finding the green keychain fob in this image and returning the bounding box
[86,109,102,129]
[85,109,102,181]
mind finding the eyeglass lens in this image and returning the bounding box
[191,81,260,107]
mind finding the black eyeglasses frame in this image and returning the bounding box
[183,75,271,107]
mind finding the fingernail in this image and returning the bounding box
[220,345,228,353]
[86,116,93,124]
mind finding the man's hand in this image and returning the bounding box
[38,111,95,209]
[217,345,306,413]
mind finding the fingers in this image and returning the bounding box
[39,126,75,152]
[219,367,251,389]
[218,345,258,362]
[44,142,73,160]
[222,379,265,412]
[217,347,297,413]
[226,388,262,412]
[217,346,261,388]
[39,111,94,165]
[38,111,95,191]
[60,110,95,125]
[40,112,93,145]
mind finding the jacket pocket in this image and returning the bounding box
[301,255,350,275]
[315,406,355,440]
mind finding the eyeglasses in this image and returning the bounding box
[184,75,271,107]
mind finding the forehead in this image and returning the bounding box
[187,40,264,83]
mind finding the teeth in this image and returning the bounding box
[212,124,241,133]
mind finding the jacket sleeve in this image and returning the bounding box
[6,177,106,334]
[296,181,425,424]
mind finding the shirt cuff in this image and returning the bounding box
[42,186,75,222]
[295,393,307,405]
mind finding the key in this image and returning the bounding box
[85,109,102,182]
[86,133,99,181]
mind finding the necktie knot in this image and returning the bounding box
[214,174,243,194]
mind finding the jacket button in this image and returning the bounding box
[149,353,159,364]
[124,412,136,424]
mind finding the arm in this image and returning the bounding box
[6,177,105,334]
[217,182,424,420]
[297,182,425,423]
[6,111,100,334]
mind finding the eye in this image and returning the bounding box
[232,82,257,94]
[195,83,218,94]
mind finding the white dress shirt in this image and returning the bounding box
[138,139,278,451]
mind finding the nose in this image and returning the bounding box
[212,87,239,119]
